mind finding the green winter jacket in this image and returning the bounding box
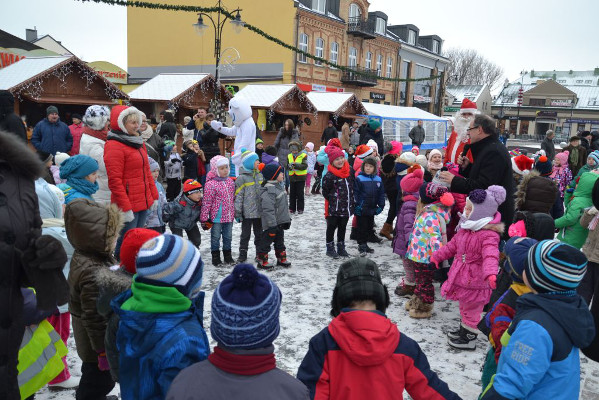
[234,167,263,220]
[555,172,599,248]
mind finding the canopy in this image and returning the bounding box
[306,92,367,117]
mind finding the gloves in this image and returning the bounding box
[288,163,295,170]
[430,256,439,269]
[354,205,362,216]
[375,206,383,215]
[265,227,278,237]
[97,350,110,371]
[202,221,214,230]
[235,217,242,223]
[280,222,291,230]
[487,275,497,289]
[123,210,134,223]
[210,120,223,132]
[150,200,158,212]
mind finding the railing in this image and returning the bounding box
[341,66,378,86]
[347,17,376,38]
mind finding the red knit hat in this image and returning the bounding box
[120,228,160,274]
[355,144,374,159]
[400,168,424,193]
[460,98,478,114]
[325,145,344,162]
[327,138,342,149]
[511,154,534,176]
[183,179,202,194]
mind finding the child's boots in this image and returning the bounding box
[275,250,291,268]
[336,241,350,257]
[395,282,415,298]
[447,325,478,350]
[408,296,434,319]
[256,253,273,270]
[326,242,339,259]
[237,249,247,263]
[223,250,235,264]
[211,250,222,266]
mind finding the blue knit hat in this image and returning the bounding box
[240,148,259,171]
[588,150,599,168]
[59,154,98,179]
[135,234,204,298]
[261,163,283,181]
[148,157,160,172]
[525,239,588,294]
[503,237,538,284]
[211,264,281,349]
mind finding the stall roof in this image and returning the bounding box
[235,84,316,112]
[0,55,71,90]
[306,92,367,115]
[362,102,446,121]
[128,73,212,101]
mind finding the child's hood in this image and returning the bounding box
[328,310,399,367]
[573,172,599,198]
[65,200,123,255]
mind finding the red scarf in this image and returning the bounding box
[208,346,276,376]
[82,126,108,141]
[328,161,350,178]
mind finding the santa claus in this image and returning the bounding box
[444,98,478,165]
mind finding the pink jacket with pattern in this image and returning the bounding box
[200,171,235,223]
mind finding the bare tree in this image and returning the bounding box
[444,48,504,89]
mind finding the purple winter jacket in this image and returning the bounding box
[392,192,419,257]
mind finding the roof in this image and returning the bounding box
[446,85,486,104]
[515,70,599,86]
[128,73,211,101]
[0,29,43,51]
[0,55,71,90]
[494,81,599,110]
[362,102,446,121]
[306,92,367,115]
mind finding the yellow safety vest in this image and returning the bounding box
[288,153,307,176]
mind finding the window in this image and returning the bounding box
[348,47,357,68]
[408,30,416,45]
[365,51,372,70]
[576,80,583,84]
[298,33,308,63]
[589,97,598,106]
[585,80,593,84]
[376,54,383,77]
[329,41,338,67]
[558,80,567,83]
[399,60,409,105]
[375,18,386,35]
[386,56,392,78]
[349,3,361,19]
[315,38,324,66]
[312,0,326,13]
[432,40,439,54]
[529,98,546,106]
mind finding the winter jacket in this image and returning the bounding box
[275,128,301,168]
[260,181,291,231]
[158,121,177,141]
[581,207,599,263]
[163,193,202,231]
[406,203,451,264]
[552,166,572,198]
[49,165,65,184]
[0,90,26,141]
[306,151,317,174]
[65,199,121,363]
[450,136,514,233]
[201,123,223,163]
[297,309,460,400]
[409,125,426,146]
[79,132,111,205]
[200,173,235,223]
[317,148,330,183]
[68,122,84,155]
[182,151,199,181]
[540,137,555,160]
[235,167,263,220]
[563,144,587,177]
[146,180,167,228]
[288,151,308,182]
[481,293,594,400]
[380,154,399,194]
[167,348,309,400]
[392,193,418,257]
[555,172,599,248]
[340,124,350,150]
[112,281,210,400]
[321,126,338,144]
[361,128,384,156]
[164,152,182,179]
[104,131,159,213]
[144,132,164,163]
[432,215,503,305]
[321,168,354,218]
[354,172,385,216]
[514,172,559,214]
[32,118,73,155]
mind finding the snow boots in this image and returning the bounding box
[408,296,434,319]
[395,283,415,298]
[237,249,248,263]
[447,325,478,350]
[336,241,350,257]
[358,243,374,256]
[350,227,357,241]
[326,242,339,259]
[211,250,222,266]
[367,230,383,244]
[223,250,235,264]
[276,250,291,267]
[379,223,394,240]
[256,253,273,270]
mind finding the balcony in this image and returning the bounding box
[341,66,378,87]
[347,17,376,39]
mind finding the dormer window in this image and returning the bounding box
[408,30,416,45]
[375,18,386,35]
[432,40,439,54]
[349,3,361,19]
[312,0,326,13]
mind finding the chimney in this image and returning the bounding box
[26,27,37,42]
[594,67,599,76]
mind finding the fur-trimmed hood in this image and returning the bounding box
[0,129,44,180]
[515,170,558,214]
[96,266,133,294]
[481,222,505,234]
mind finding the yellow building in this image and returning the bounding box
[127,0,297,88]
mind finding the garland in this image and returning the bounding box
[77,0,443,83]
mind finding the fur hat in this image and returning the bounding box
[325,144,344,162]
[388,140,403,155]
[355,144,373,159]
[367,139,378,152]
[466,185,506,221]
[419,182,454,206]
[288,141,302,153]
[46,105,58,116]
[183,179,202,195]
[400,167,424,193]
[110,105,142,133]
[534,155,552,176]
[554,151,569,167]
[148,157,160,172]
[503,236,538,284]
[59,154,98,179]
[512,154,534,176]
[240,148,259,171]
[54,152,70,166]
[261,163,283,181]
[120,228,160,274]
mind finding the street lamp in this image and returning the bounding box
[498,80,509,132]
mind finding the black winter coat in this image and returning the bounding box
[321,126,338,144]
[361,127,384,155]
[201,123,223,163]
[380,155,399,194]
[322,171,354,217]
[0,90,26,142]
[158,121,177,141]
[182,151,199,181]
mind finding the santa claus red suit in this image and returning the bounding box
[444,98,478,165]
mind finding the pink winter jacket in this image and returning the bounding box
[200,172,235,223]
[432,213,503,304]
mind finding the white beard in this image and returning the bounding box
[454,114,474,143]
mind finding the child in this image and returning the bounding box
[65,198,122,399]
[354,157,385,256]
[145,158,167,233]
[425,148,444,182]
[287,140,308,214]
[257,163,292,269]
[297,258,461,400]
[167,264,309,399]
[305,142,316,196]
[481,240,594,400]
[193,141,207,186]
[182,139,199,182]
[430,185,506,349]
[163,179,203,248]
[112,234,210,400]
[255,138,265,161]
[349,144,374,241]
[393,166,424,296]
[57,154,99,203]
[379,141,404,240]
[262,145,279,165]
[51,151,70,184]
[405,182,454,319]
[235,149,263,263]
[201,155,236,266]
[164,142,182,201]
[578,178,599,305]
[346,145,356,172]
[38,149,56,185]
[411,145,420,156]
[322,145,354,259]
[572,149,599,182]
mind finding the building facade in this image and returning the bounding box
[444,84,492,116]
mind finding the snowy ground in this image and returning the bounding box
[37,194,599,399]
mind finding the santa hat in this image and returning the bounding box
[183,179,202,195]
[388,141,403,155]
[400,168,424,193]
[367,139,378,153]
[325,145,344,162]
[460,98,478,114]
[120,228,161,274]
[355,144,373,159]
[511,154,534,176]
[110,105,142,133]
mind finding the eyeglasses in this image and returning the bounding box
[466,126,480,132]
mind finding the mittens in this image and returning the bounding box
[123,210,134,223]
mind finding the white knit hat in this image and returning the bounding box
[54,152,70,166]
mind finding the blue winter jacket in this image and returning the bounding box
[481,293,595,400]
[32,118,73,155]
[354,172,385,216]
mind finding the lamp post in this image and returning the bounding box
[498,80,509,133]
[193,1,245,121]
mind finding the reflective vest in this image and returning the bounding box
[18,319,68,399]
[288,153,307,176]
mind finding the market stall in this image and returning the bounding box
[305,92,367,145]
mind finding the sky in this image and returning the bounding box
[3,0,598,88]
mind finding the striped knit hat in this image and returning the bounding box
[135,234,204,298]
[525,239,588,294]
[211,264,281,349]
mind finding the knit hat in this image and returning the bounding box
[37,150,53,164]
[136,234,204,298]
[46,105,58,116]
[305,142,314,151]
[400,168,424,193]
[588,150,599,167]
[503,237,538,284]
[398,151,417,166]
[288,141,302,153]
[110,105,142,133]
[83,105,110,131]
[325,144,344,162]
[240,148,259,171]
[265,145,277,156]
[327,138,342,149]
[148,157,160,172]
[466,185,506,221]
[355,144,373,159]
[211,264,281,349]
[554,151,569,167]
[255,138,264,145]
[427,148,443,161]
[183,179,202,195]
[388,140,403,155]
[419,182,454,206]
[71,113,82,121]
[54,152,70,166]
[512,154,534,176]
[120,228,160,274]
[411,146,420,155]
[332,257,388,317]
[368,119,381,130]
[525,240,587,294]
[367,139,378,153]
[509,149,521,157]
[328,119,334,125]
[534,155,552,176]
[510,211,556,241]
[211,155,229,171]
[261,163,283,181]
[415,154,427,169]
[59,154,98,179]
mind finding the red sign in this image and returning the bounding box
[0,52,25,69]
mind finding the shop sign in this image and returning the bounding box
[87,61,127,84]
[536,111,557,117]
[0,51,25,68]
[444,106,460,112]
[508,116,535,121]
[551,99,573,107]
[312,84,326,92]
[565,119,597,124]
[413,95,431,103]
[370,92,386,101]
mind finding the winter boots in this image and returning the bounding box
[447,325,478,350]
[367,230,383,244]
[350,227,357,241]
[256,253,273,270]
[211,250,222,266]
[223,250,235,264]
[326,242,339,259]
[394,283,415,298]
[408,296,434,319]
[336,241,350,257]
[379,223,394,240]
[237,249,248,263]
[358,243,374,256]
[275,250,291,267]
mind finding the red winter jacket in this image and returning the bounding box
[104,133,158,212]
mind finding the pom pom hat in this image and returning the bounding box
[325,144,344,162]
[400,167,424,193]
[511,154,534,176]
[466,185,506,221]
[120,228,160,274]
[534,155,552,176]
[419,182,454,206]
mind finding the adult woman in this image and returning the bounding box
[158,111,177,141]
[274,119,301,170]
[79,105,111,205]
[340,122,350,151]
[139,112,163,164]
[104,105,158,259]
[201,113,224,173]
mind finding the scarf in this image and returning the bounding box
[208,346,276,376]
[589,207,599,231]
[67,177,99,196]
[550,163,565,179]
[140,125,154,141]
[107,130,144,149]
[82,126,108,142]
[457,211,500,232]
[570,147,579,165]
[427,160,443,171]
[328,161,350,178]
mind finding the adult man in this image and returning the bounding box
[408,119,425,147]
[0,90,26,141]
[187,107,207,132]
[358,119,369,145]
[361,119,384,155]
[439,114,514,233]
[68,113,84,155]
[563,135,587,177]
[580,130,592,150]
[445,98,478,164]
[350,120,360,146]
[541,129,556,161]
[32,106,73,155]
[321,120,338,144]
